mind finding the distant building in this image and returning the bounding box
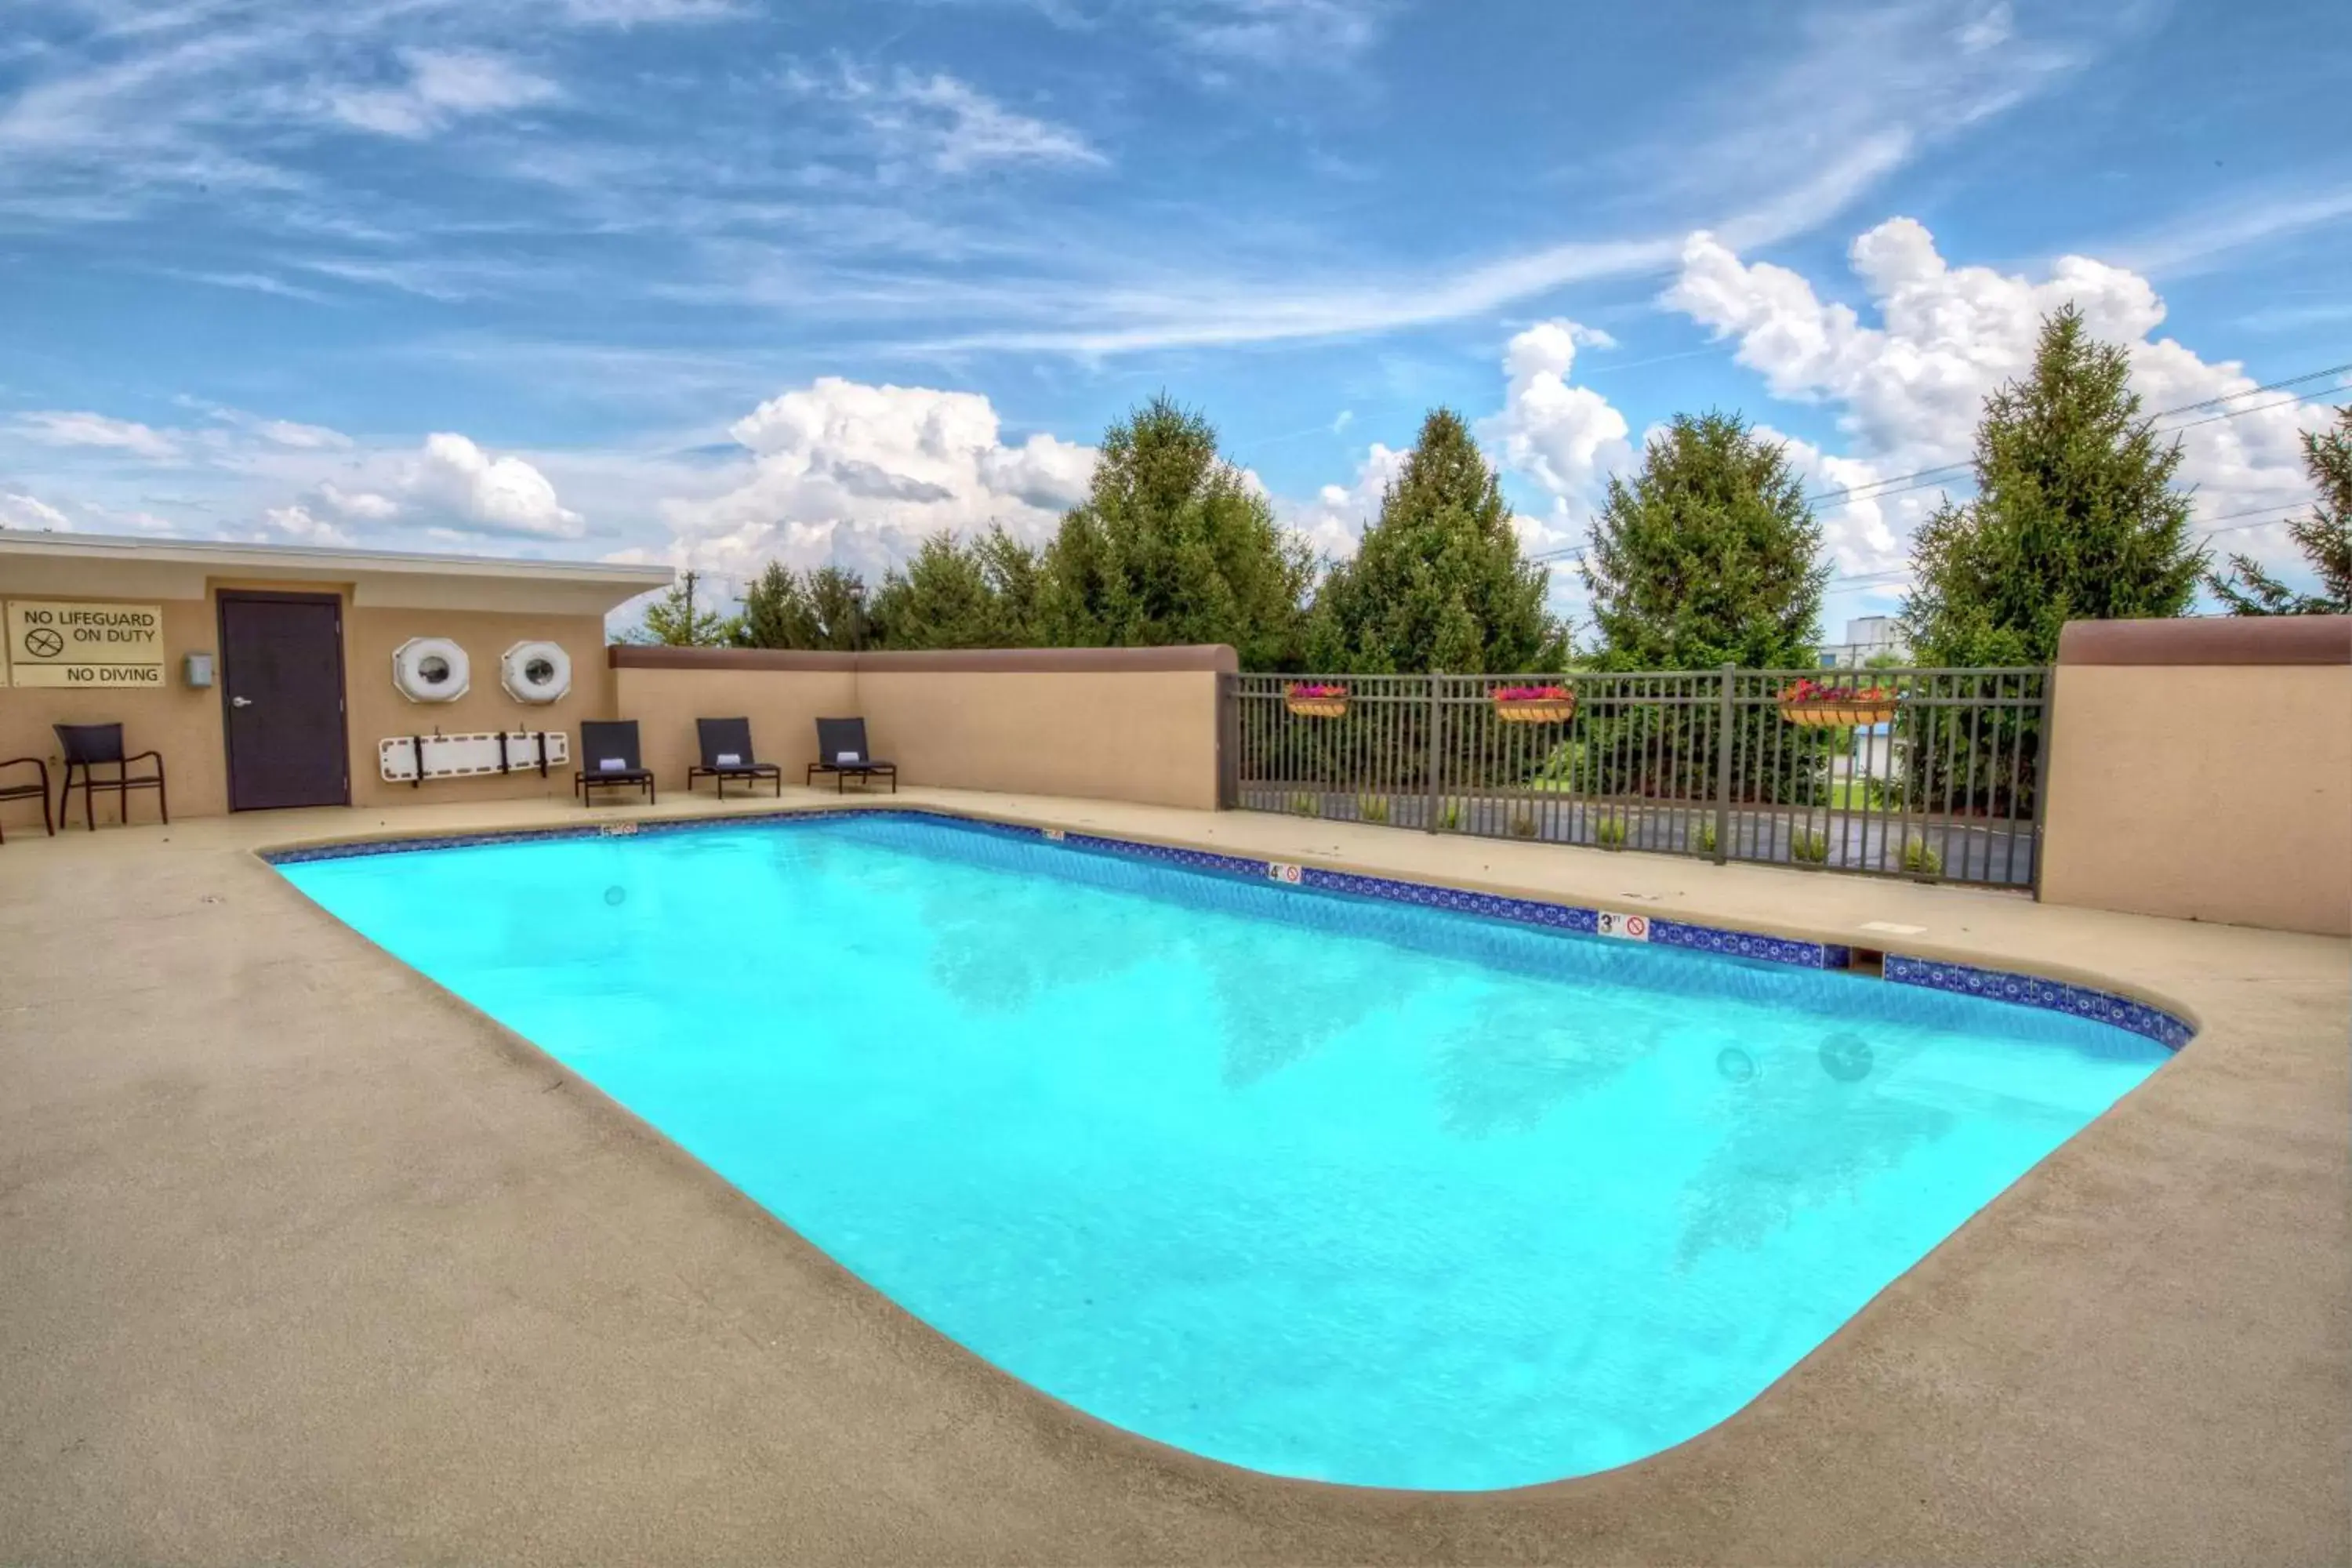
[1816,615,1907,669]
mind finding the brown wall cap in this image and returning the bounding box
[608,646,860,671]
[2057,615,2352,667]
[608,643,1240,674]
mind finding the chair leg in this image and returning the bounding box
[156,764,167,826]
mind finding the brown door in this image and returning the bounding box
[218,592,350,811]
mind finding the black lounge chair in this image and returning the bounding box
[808,717,897,794]
[54,723,166,831]
[688,717,782,799]
[575,720,655,807]
[0,756,51,843]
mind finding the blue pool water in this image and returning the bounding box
[278,813,2169,1490]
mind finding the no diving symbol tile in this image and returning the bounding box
[1596,910,1650,941]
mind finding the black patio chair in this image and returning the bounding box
[575,720,655,807]
[808,717,897,794]
[53,724,166,832]
[687,717,782,800]
[0,757,52,844]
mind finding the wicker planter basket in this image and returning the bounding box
[1494,696,1576,724]
[1285,687,1350,719]
[1779,699,1897,727]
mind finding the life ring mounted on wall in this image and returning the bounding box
[500,641,572,704]
[392,637,470,703]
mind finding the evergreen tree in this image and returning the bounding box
[869,527,1041,649]
[1306,408,1566,673]
[2204,405,2352,615]
[626,569,733,646]
[1037,395,1311,670]
[1581,410,1826,670]
[735,562,870,649]
[1903,304,2201,664]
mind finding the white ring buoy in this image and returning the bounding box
[500,640,572,704]
[392,637,470,703]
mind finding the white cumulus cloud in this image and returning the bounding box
[261,503,356,546]
[405,433,584,539]
[318,481,400,519]
[1484,319,1634,517]
[1282,441,1406,561]
[653,377,1098,589]
[2,491,75,531]
[1664,216,2336,555]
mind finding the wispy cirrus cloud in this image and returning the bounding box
[324,49,559,140]
[781,61,1107,176]
[10,411,183,461]
[1161,0,1393,69]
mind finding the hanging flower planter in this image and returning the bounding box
[1490,684,1576,724]
[1777,678,1898,727]
[1284,682,1351,719]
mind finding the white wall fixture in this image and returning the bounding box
[499,640,572,704]
[379,731,572,782]
[392,636,470,703]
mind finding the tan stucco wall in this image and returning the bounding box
[609,654,1227,810]
[347,606,612,809]
[2041,662,2352,935]
[0,594,227,825]
[858,670,1221,809]
[612,666,859,792]
[2,577,625,825]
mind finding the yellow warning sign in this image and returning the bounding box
[4,601,167,689]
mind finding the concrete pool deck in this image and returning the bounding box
[1,787,2345,1566]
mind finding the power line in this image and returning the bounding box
[1800,365,2352,507]
[1811,497,2321,597]
[1526,383,2347,564]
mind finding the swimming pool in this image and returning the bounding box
[276,811,2174,1490]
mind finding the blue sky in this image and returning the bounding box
[2,0,2347,633]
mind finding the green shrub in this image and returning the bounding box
[1690,817,1719,855]
[1289,791,1319,817]
[1436,798,1464,832]
[1508,806,1538,839]
[1791,826,1831,864]
[1357,793,1391,824]
[1901,834,1944,877]
[1595,815,1628,849]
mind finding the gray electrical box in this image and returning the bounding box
[184,652,215,688]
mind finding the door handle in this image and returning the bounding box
[231,695,254,708]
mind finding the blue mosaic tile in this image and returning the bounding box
[1059,831,1265,881]
[1884,954,2193,1051]
[1296,866,1602,936]
[1646,917,1841,971]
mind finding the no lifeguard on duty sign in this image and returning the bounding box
[2,600,166,688]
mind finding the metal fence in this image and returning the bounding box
[1221,667,2052,888]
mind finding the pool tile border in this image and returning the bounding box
[1882,954,2194,1052]
[262,807,2189,1050]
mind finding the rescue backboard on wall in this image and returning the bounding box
[3,601,167,688]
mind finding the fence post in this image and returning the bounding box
[1711,662,1734,865]
[1421,676,1440,833]
[2028,663,2055,900]
[1216,673,1239,810]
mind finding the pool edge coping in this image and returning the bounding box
[252,800,2198,1052]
